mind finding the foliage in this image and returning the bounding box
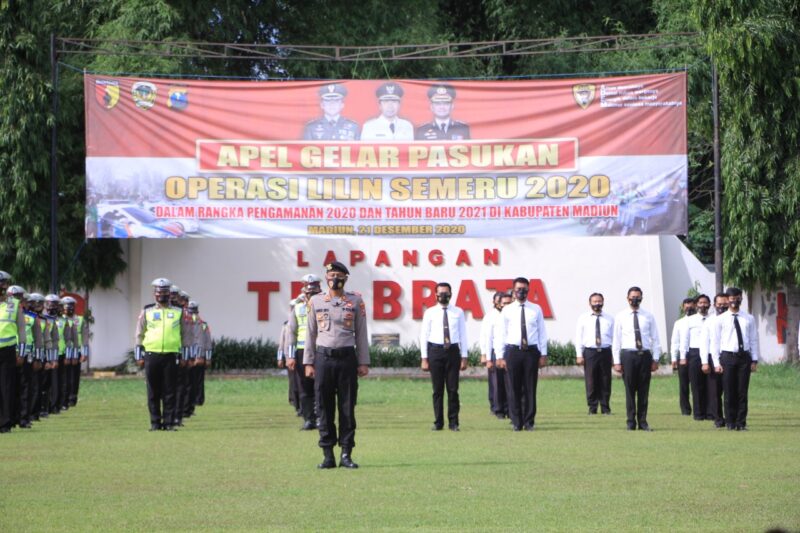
[208,336,278,371]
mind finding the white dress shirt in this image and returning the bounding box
[670,315,691,362]
[678,313,711,362]
[360,115,414,141]
[493,300,548,359]
[479,307,500,356]
[612,307,661,365]
[709,309,759,366]
[574,311,614,357]
[420,304,468,359]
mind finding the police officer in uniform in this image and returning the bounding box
[361,83,414,141]
[277,302,300,415]
[53,298,74,412]
[0,272,27,433]
[41,295,60,416]
[134,278,187,431]
[302,84,360,141]
[196,309,212,407]
[304,262,370,469]
[25,293,46,425]
[415,84,471,140]
[62,296,89,407]
[287,274,322,430]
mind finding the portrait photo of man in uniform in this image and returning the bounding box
[302,83,360,141]
[415,83,471,141]
[360,82,414,141]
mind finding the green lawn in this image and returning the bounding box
[1,366,799,532]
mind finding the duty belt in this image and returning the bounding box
[317,346,355,359]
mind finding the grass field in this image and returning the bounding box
[1,366,799,532]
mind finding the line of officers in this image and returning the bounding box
[133,279,213,431]
[0,271,89,434]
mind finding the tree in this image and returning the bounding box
[695,0,800,362]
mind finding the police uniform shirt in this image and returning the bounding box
[611,308,661,365]
[74,314,89,356]
[304,291,370,366]
[479,307,500,356]
[709,310,759,367]
[574,311,614,356]
[493,301,548,359]
[678,313,711,362]
[1,296,27,347]
[134,303,187,353]
[199,320,212,359]
[420,305,469,359]
[360,115,414,141]
[414,120,471,141]
[23,311,44,360]
[670,315,691,363]
[302,116,360,141]
[286,295,308,357]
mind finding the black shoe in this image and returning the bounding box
[693,416,704,421]
[163,425,177,431]
[736,425,748,431]
[150,424,162,431]
[39,412,49,419]
[448,425,460,432]
[301,420,317,431]
[19,422,32,429]
[638,423,653,432]
[512,425,522,432]
[681,411,691,416]
[339,454,359,469]
[524,424,535,431]
[431,424,443,431]
[714,421,725,428]
[601,410,612,416]
[588,409,597,415]
[626,424,636,431]
[317,457,336,469]
[495,412,507,420]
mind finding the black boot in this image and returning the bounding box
[317,447,336,469]
[339,449,359,469]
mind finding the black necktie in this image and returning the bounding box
[442,308,451,349]
[520,305,528,349]
[633,311,643,350]
[389,123,395,134]
[733,314,744,352]
[595,315,602,347]
[329,120,336,128]
[439,122,446,133]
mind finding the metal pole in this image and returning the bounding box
[712,58,723,294]
[50,34,59,294]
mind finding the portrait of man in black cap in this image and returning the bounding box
[415,84,471,141]
[361,82,414,141]
[302,83,360,141]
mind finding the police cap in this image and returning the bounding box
[326,261,349,275]
[0,271,10,282]
[376,82,403,101]
[152,278,172,289]
[7,285,25,296]
[170,284,180,294]
[179,290,190,299]
[188,300,198,310]
[319,84,347,101]
[302,274,322,284]
[428,84,455,102]
[44,294,61,303]
[28,293,45,303]
[61,296,77,305]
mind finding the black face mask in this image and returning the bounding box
[330,278,345,290]
[729,298,742,308]
[515,288,529,301]
[156,294,170,304]
[697,305,710,315]
[686,308,696,316]
[629,297,642,307]
[591,304,603,313]
[437,293,451,305]
[715,305,728,314]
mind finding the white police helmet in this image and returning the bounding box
[61,296,77,305]
[28,293,45,303]
[301,274,322,284]
[6,285,25,296]
[152,278,172,289]
[44,294,61,303]
[0,271,11,282]
[170,284,180,294]
[188,300,199,310]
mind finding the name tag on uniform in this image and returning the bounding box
[167,312,174,318]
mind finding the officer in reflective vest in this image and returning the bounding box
[174,290,193,427]
[135,278,187,431]
[53,299,74,413]
[0,272,27,433]
[62,296,87,407]
[41,295,60,416]
[287,274,322,430]
[26,293,47,423]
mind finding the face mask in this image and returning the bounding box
[730,298,742,308]
[437,293,451,305]
[156,294,170,304]
[686,308,696,316]
[591,304,603,313]
[715,305,728,314]
[629,297,642,307]
[330,278,345,290]
[515,288,529,301]
[697,305,710,315]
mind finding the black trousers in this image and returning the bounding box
[621,350,653,427]
[489,350,508,416]
[677,360,691,415]
[17,361,33,425]
[487,365,496,413]
[175,363,190,422]
[30,366,42,419]
[50,356,66,412]
[428,343,462,428]
[706,363,724,425]
[314,348,358,450]
[191,364,205,407]
[583,347,612,413]
[287,366,299,410]
[721,351,752,428]
[504,345,541,429]
[39,367,52,415]
[292,349,316,423]
[68,362,81,406]
[145,353,178,427]
[687,349,708,418]
[0,346,17,430]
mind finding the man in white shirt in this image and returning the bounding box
[483,292,513,419]
[480,292,503,417]
[575,292,614,415]
[420,282,468,431]
[494,277,548,431]
[701,293,729,428]
[679,294,711,421]
[709,287,759,431]
[612,286,661,431]
[671,297,696,417]
[360,82,415,141]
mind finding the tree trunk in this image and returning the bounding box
[785,282,800,364]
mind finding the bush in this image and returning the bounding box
[547,341,577,366]
[210,336,278,370]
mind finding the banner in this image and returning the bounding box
[84,73,687,238]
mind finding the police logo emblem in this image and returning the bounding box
[131,81,158,109]
[167,87,188,110]
[573,84,596,109]
[386,85,396,95]
[95,79,120,109]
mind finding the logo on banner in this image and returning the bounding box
[95,79,120,109]
[131,81,157,109]
[167,87,188,110]
[572,84,596,109]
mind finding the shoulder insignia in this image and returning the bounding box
[144,303,155,309]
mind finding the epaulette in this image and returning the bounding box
[144,303,155,309]
[346,291,362,297]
